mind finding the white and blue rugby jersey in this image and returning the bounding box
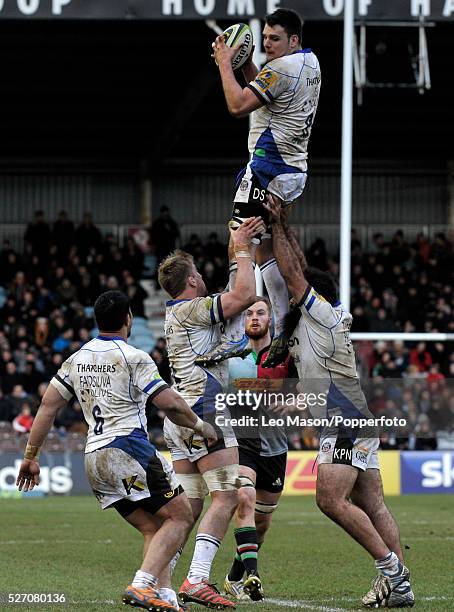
[164,295,228,416]
[50,336,168,453]
[247,49,321,201]
[289,287,372,422]
[291,287,356,381]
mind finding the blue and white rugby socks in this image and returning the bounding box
[260,258,288,336]
[187,533,221,584]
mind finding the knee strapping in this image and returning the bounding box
[255,501,278,515]
[203,464,240,493]
[177,473,208,500]
[239,475,255,489]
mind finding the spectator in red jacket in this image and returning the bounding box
[409,342,433,373]
[12,403,34,433]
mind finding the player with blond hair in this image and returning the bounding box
[158,217,265,609]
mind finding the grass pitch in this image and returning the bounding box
[0,495,453,611]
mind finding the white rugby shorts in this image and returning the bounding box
[85,433,179,509]
[318,435,380,471]
[163,417,238,463]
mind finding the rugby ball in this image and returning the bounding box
[221,23,253,70]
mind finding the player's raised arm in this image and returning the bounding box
[220,216,265,320]
[264,195,308,303]
[16,384,68,492]
[213,34,263,117]
[280,208,308,274]
[153,387,217,445]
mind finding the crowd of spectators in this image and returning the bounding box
[0,209,149,443]
[0,209,452,452]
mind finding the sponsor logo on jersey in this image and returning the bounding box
[204,297,213,310]
[255,69,277,91]
[164,490,175,498]
[233,378,283,391]
[312,289,326,302]
[306,75,321,87]
[321,442,331,453]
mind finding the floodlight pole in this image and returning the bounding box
[340,0,354,312]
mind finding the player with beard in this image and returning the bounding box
[223,297,296,602]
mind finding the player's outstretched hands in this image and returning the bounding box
[263,193,285,223]
[16,459,40,492]
[230,216,265,248]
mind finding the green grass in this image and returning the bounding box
[0,495,453,611]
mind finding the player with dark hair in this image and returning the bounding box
[93,289,131,331]
[202,7,321,368]
[266,7,303,43]
[16,290,218,612]
[223,297,296,602]
[263,196,415,609]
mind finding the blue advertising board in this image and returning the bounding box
[400,451,454,494]
[0,452,91,498]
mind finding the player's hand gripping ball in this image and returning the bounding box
[215,23,253,70]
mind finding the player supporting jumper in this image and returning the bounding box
[158,217,264,610]
[203,8,321,368]
[264,195,415,609]
[223,297,294,602]
[16,290,218,612]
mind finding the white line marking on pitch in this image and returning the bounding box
[69,595,453,608]
[320,595,452,603]
[70,597,345,612]
[265,598,344,611]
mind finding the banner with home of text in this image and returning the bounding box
[0,0,453,21]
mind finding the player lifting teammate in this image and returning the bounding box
[16,290,218,612]
[158,217,264,609]
[201,8,321,368]
[264,195,415,609]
